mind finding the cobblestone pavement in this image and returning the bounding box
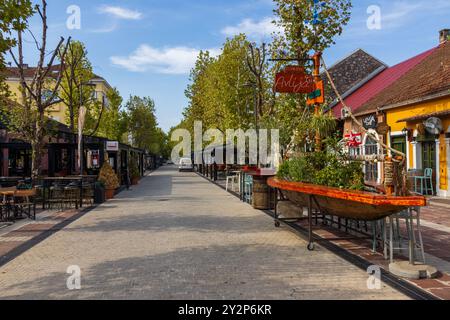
[0,167,407,300]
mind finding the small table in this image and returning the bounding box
[239,168,277,209]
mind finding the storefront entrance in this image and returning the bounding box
[9,148,31,177]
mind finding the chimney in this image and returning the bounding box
[440,29,450,44]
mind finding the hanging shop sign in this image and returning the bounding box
[376,122,390,135]
[362,114,378,130]
[106,141,119,152]
[345,132,362,147]
[306,80,325,105]
[274,66,315,94]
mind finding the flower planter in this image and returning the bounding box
[269,177,428,251]
[131,177,139,185]
[105,188,116,200]
[268,177,427,221]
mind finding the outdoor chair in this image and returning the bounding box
[12,189,37,220]
[414,168,434,196]
[49,184,66,211]
[64,183,81,209]
[243,174,253,204]
[226,172,240,193]
[0,203,12,222]
[82,183,95,206]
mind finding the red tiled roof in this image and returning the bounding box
[360,41,450,114]
[332,46,438,118]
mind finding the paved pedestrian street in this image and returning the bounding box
[0,167,407,300]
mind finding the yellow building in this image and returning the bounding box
[353,32,450,196]
[3,65,112,124]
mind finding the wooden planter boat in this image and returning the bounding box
[268,178,427,221]
[268,177,427,250]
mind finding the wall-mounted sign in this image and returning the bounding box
[345,132,362,147]
[376,122,390,135]
[362,114,378,130]
[274,66,315,94]
[306,81,325,105]
[106,141,119,152]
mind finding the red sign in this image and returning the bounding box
[345,133,362,148]
[274,66,314,94]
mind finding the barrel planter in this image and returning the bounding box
[252,176,273,210]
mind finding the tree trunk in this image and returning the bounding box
[31,119,45,179]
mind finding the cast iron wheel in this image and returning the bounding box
[274,220,281,228]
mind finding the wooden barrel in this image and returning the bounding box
[252,176,271,210]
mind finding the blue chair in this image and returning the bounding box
[414,168,434,196]
[243,174,253,204]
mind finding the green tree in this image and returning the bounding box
[126,96,158,150]
[97,87,125,141]
[269,0,351,153]
[0,0,34,103]
[2,0,71,177]
[273,0,352,59]
[182,35,257,136]
[59,41,104,135]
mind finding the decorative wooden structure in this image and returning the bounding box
[268,177,427,250]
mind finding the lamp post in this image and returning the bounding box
[243,82,260,167]
[77,82,96,208]
[78,82,96,177]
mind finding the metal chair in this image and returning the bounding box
[243,174,253,204]
[12,189,37,220]
[82,183,94,206]
[384,207,426,264]
[64,183,81,209]
[226,172,240,193]
[414,168,434,195]
[49,183,66,211]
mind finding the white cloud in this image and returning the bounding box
[98,5,143,20]
[379,0,450,29]
[221,17,281,39]
[110,45,220,74]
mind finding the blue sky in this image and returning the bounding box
[14,0,450,131]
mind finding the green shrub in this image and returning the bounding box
[278,137,365,191]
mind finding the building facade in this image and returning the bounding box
[344,30,450,196]
[3,66,112,124]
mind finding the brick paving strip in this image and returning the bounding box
[213,177,450,300]
[0,207,95,268]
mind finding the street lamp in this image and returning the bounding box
[242,82,258,130]
[242,81,260,167]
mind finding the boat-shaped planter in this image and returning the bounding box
[268,177,427,250]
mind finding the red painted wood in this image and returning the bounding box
[268,178,427,207]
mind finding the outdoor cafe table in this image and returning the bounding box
[0,187,35,220]
[239,168,277,210]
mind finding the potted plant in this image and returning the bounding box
[130,157,140,185]
[98,162,120,200]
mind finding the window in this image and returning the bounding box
[364,136,379,182]
[349,146,361,157]
[422,142,436,172]
[391,135,407,158]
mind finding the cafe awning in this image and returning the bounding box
[397,109,450,123]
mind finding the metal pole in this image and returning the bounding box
[79,86,83,208]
